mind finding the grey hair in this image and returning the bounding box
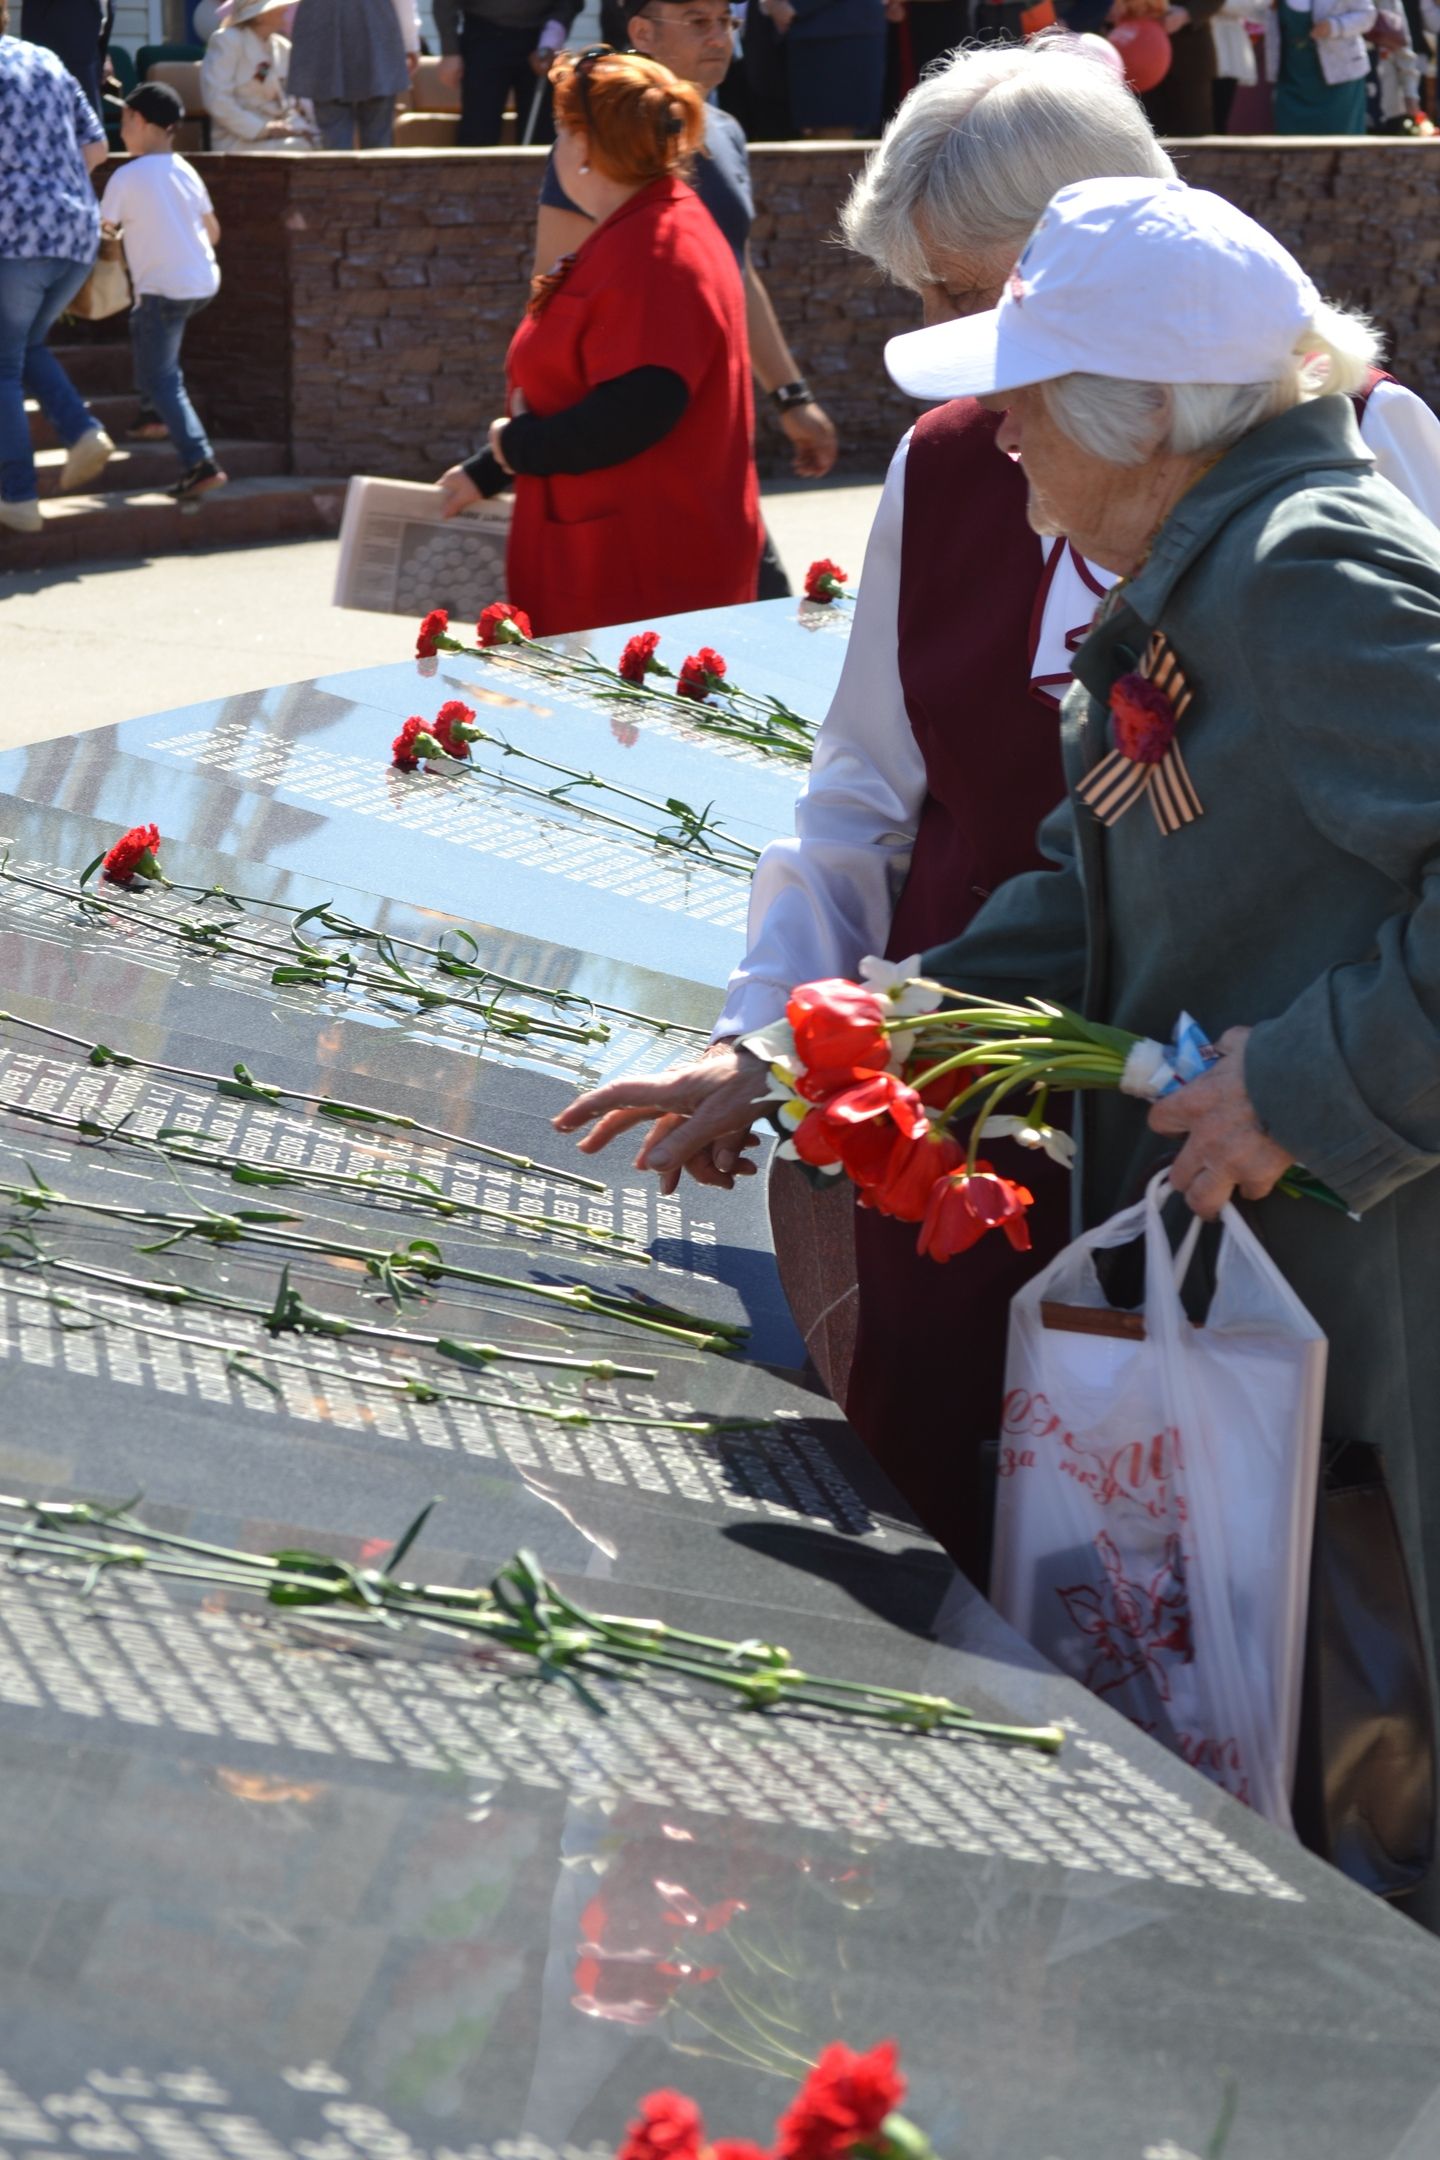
[1041,297,1385,465]
[841,39,1175,292]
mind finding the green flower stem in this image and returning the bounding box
[0,1275,748,1434]
[0,1010,607,1194]
[437,725,762,868]
[461,639,817,762]
[0,1497,1062,1751]
[0,1098,645,1262]
[136,879,705,1041]
[446,756,759,876]
[0,1174,743,1351]
[1,861,605,1046]
[1,1249,655,1381]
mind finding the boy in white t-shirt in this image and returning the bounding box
[100,83,227,504]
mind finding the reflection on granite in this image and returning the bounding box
[0,613,1435,2160]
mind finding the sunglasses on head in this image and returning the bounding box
[571,43,612,126]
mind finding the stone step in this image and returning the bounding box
[48,341,135,397]
[34,438,287,501]
[27,391,142,452]
[0,475,346,569]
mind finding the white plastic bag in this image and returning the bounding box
[991,1171,1327,1828]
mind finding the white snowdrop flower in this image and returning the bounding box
[978,1114,1076,1167]
[858,952,945,1017]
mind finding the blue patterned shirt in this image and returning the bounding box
[0,35,103,262]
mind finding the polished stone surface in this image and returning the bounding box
[0,610,1436,2160]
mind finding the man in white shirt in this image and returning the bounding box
[101,81,227,504]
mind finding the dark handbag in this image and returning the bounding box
[1293,1440,1438,1899]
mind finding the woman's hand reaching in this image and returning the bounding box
[552,1040,773,1195]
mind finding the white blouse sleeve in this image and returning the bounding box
[712,432,927,1039]
[1359,378,1440,530]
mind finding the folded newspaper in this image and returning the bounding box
[333,476,513,620]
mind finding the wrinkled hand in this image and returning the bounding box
[435,463,482,518]
[552,1041,772,1195]
[778,400,839,479]
[766,0,797,31]
[487,416,513,469]
[1146,1026,1294,1221]
[262,118,293,137]
[437,53,465,87]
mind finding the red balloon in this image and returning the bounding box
[1109,17,1173,93]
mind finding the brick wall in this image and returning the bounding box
[169,139,1440,482]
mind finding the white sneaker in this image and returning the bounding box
[60,427,115,492]
[0,499,43,534]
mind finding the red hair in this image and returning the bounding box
[549,48,705,187]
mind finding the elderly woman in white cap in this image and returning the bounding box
[200,0,314,151]
[897,175,1440,1894]
[554,44,1440,1592]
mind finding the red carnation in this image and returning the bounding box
[431,699,477,758]
[392,716,445,770]
[676,646,728,701]
[787,978,890,1096]
[804,558,848,604]
[918,1162,1034,1262]
[416,607,450,658]
[865,1122,966,1223]
[710,2146,771,2160]
[619,630,663,685]
[477,601,532,648]
[774,2041,906,2160]
[616,2093,706,2160]
[101,823,163,885]
[1108,673,1176,765]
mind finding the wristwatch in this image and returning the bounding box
[771,380,815,411]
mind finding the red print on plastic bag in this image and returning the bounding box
[1056,1530,1194,1703]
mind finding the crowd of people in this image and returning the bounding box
[10,0,1439,148]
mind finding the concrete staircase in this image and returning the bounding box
[3,331,344,570]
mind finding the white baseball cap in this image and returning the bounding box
[885,177,1322,403]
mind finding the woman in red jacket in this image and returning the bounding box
[435,47,763,637]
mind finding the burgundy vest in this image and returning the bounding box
[887,397,1069,961]
[845,399,1076,1587]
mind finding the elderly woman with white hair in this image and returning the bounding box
[881,176,1440,1894]
[555,42,1440,1590]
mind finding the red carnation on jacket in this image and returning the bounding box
[478,601,532,647]
[1108,673,1176,764]
[774,2040,906,2160]
[677,646,728,700]
[619,630,663,684]
[416,607,450,658]
[615,2092,706,2160]
[804,558,847,604]
[430,700,476,758]
[101,823,163,884]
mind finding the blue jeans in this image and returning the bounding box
[129,294,214,471]
[0,253,95,504]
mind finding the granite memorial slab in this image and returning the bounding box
[0,606,1435,2160]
